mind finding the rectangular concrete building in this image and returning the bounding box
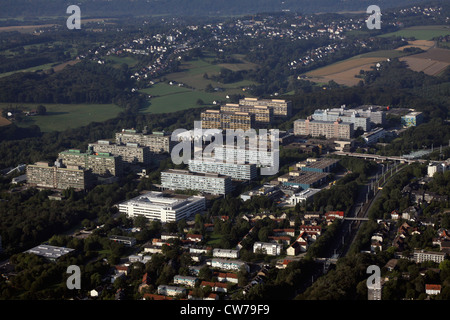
[161,169,233,195]
[118,191,206,222]
[188,158,257,180]
[89,140,151,165]
[116,129,175,153]
[220,103,273,125]
[27,162,94,191]
[58,148,123,177]
[201,109,255,131]
[294,117,354,139]
[239,98,292,117]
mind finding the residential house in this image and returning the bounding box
[273,228,295,237]
[144,293,173,300]
[214,272,238,284]
[139,273,151,293]
[325,211,344,224]
[287,233,308,256]
[253,242,283,256]
[299,225,322,240]
[186,234,203,242]
[157,285,187,297]
[413,250,447,264]
[213,248,240,259]
[209,258,249,272]
[173,275,198,287]
[425,284,441,295]
[200,281,228,293]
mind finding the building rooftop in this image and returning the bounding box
[119,191,205,210]
[162,169,230,179]
[296,158,339,170]
[25,244,75,260]
[278,171,328,185]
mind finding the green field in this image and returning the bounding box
[0,103,122,132]
[140,53,259,114]
[165,54,259,93]
[105,55,139,68]
[349,49,406,59]
[0,62,56,78]
[380,25,450,40]
[140,82,224,114]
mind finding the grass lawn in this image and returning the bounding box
[379,25,450,40]
[0,103,122,132]
[206,232,223,246]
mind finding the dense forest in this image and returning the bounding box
[0,61,133,104]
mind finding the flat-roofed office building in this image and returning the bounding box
[294,117,354,140]
[188,158,257,180]
[118,191,206,222]
[295,158,340,173]
[89,140,151,165]
[26,244,75,261]
[239,98,292,117]
[312,108,370,131]
[58,148,123,176]
[161,169,233,195]
[401,112,423,127]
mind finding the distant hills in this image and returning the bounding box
[0,0,440,19]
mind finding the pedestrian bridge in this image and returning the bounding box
[343,217,369,221]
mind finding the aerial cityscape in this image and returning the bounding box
[0,0,449,311]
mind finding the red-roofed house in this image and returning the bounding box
[186,234,203,242]
[273,228,295,237]
[325,211,344,223]
[425,284,441,295]
[144,293,173,300]
[200,281,228,293]
[214,272,238,284]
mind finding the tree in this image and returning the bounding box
[133,216,148,229]
[36,105,47,115]
[198,265,212,281]
[205,84,215,92]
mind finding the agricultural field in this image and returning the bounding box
[395,40,435,51]
[302,40,449,86]
[0,24,57,33]
[301,52,399,86]
[399,47,450,76]
[0,116,11,127]
[0,103,122,132]
[379,25,450,41]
